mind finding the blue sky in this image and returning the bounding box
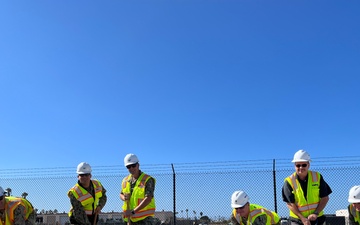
[1,0,360,170]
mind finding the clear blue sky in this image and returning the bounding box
[1,1,359,170]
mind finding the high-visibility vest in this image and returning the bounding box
[68,180,103,216]
[122,173,156,222]
[232,204,280,225]
[349,204,360,224]
[0,197,34,225]
[285,171,322,218]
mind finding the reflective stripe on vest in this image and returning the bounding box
[122,173,156,222]
[285,171,321,218]
[7,199,21,222]
[250,208,278,224]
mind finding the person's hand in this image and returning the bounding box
[124,209,132,217]
[95,206,102,215]
[308,213,318,221]
[300,217,311,225]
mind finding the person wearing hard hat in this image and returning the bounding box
[68,162,107,225]
[120,153,156,225]
[0,186,36,225]
[230,190,280,225]
[348,185,360,225]
[282,150,332,225]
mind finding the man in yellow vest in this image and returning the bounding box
[68,162,107,225]
[120,153,156,225]
[348,185,360,225]
[230,190,280,225]
[282,150,332,225]
[0,186,36,225]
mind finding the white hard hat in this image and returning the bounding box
[124,153,139,166]
[76,162,92,174]
[348,185,360,203]
[292,149,311,163]
[231,190,250,208]
[0,187,6,197]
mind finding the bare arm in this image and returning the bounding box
[120,192,126,201]
[308,196,329,221]
[315,196,329,214]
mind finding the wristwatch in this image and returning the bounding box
[313,211,319,215]
[131,210,135,215]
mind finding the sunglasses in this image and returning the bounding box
[295,164,308,168]
[126,163,138,169]
[79,173,91,177]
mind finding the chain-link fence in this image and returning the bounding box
[1,156,358,225]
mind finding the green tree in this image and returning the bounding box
[21,192,28,199]
[5,188,11,196]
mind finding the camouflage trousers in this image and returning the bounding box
[129,217,155,225]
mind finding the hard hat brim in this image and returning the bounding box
[77,172,90,174]
[349,199,360,203]
[231,202,248,208]
[125,161,139,166]
[291,159,311,163]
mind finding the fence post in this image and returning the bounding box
[273,159,278,213]
[172,163,176,225]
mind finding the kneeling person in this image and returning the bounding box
[231,190,280,225]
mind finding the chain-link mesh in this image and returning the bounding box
[0,156,358,225]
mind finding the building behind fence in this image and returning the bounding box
[1,156,359,225]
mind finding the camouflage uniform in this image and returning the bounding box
[13,205,36,225]
[0,199,36,225]
[69,181,107,225]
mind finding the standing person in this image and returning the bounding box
[0,186,36,225]
[230,190,280,225]
[348,185,360,225]
[120,153,156,225]
[68,162,107,225]
[282,150,332,225]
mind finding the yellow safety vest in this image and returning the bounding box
[122,173,156,222]
[0,197,34,225]
[232,204,280,225]
[350,204,360,224]
[285,171,322,218]
[68,180,103,216]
